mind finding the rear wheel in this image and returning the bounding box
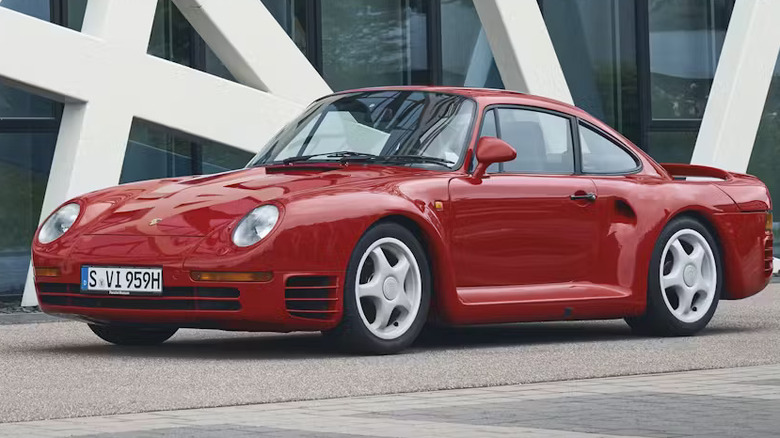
[626,217,721,336]
[325,222,431,354]
[89,324,178,346]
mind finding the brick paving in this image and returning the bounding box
[2,364,779,437]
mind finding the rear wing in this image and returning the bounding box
[660,163,733,181]
[662,163,771,212]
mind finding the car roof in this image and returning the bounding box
[335,86,667,178]
[338,85,590,118]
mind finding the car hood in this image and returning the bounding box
[81,165,434,237]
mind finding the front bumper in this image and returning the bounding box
[36,272,344,332]
[33,235,345,332]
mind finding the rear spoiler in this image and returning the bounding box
[662,163,770,211]
[660,163,733,181]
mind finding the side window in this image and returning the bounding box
[579,124,638,174]
[493,108,574,174]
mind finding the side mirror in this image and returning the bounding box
[473,137,517,179]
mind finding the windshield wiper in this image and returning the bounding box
[281,151,380,165]
[378,155,454,168]
[279,151,454,168]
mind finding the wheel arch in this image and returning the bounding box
[367,213,458,323]
[665,210,723,252]
[660,208,726,294]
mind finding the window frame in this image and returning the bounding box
[575,119,643,176]
[474,104,580,176]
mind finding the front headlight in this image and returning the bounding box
[38,203,81,244]
[232,205,280,247]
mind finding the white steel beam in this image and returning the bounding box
[691,0,780,172]
[473,0,572,104]
[21,1,158,306]
[173,0,331,105]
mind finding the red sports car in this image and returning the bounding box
[32,87,773,354]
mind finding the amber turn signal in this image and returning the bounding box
[34,267,60,277]
[190,271,273,282]
[768,211,774,233]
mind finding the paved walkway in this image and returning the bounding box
[2,364,778,437]
[4,288,780,423]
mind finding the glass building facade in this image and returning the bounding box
[0,0,776,300]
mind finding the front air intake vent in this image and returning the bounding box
[35,283,241,311]
[284,276,339,320]
[765,235,774,276]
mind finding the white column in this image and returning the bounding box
[173,0,331,105]
[473,0,572,104]
[22,1,158,306]
[691,0,780,173]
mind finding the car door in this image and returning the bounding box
[449,106,601,289]
[576,120,645,291]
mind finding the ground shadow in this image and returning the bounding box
[18,318,759,360]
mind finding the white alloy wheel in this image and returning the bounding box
[659,228,718,324]
[355,237,422,340]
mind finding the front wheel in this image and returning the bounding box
[325,222,431,354]
[626,217,722,336]
[89,324,178,346]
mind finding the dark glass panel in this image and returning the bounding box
[0,133,57,298]
[261,0,309,56]
[748,55,780,253]
[649,0,731,120]
[321,0,429,91]
[0,0,49,20]
[148,0,196,66]
[65,0,87,31]
[120,120,252,184]
[439,0,503,89]
[148,0,235,81]
[647,130,697,164]
[543,0,639,144]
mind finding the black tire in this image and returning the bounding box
[626,217,722,336]
[89,324,178,346]
[325,222,431,354]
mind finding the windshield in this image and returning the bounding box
[247,90,476,169]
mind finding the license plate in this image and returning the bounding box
[81,266,163,295]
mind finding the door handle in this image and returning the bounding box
[570,192,597,201]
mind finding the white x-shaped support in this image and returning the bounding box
[0,0,332,305]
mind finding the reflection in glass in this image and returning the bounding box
[440,0,503,89]
[0,133,57,298]
[120,120,252,184]
[249,90,475,168]
[543,0,638,143]
[0,0,49,20]
[321,0,429,91]
[649,0,730,119]
[748,55,780,254]
[66,0,88,31]
[647,130,698,164]
[262,0,309,56]
[147,0,235,81]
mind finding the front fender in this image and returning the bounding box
[182,181,457,314]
